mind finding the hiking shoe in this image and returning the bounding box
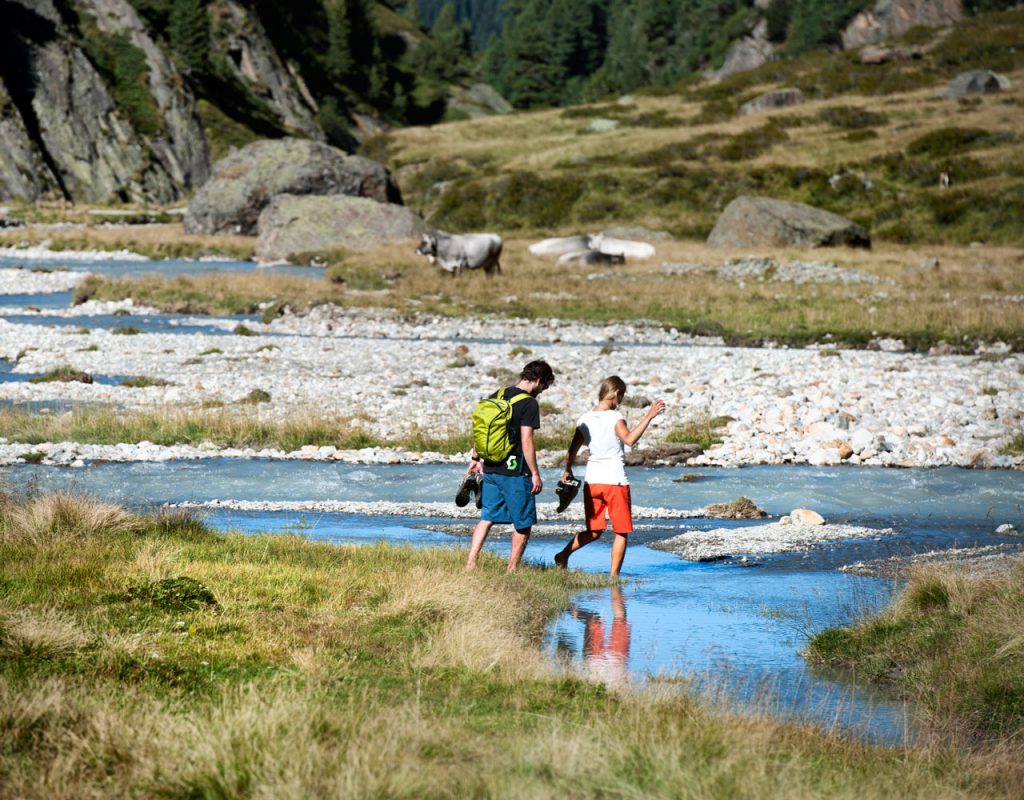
[472,474,483,509]
[555,477,581,513]
[455,473,477,507]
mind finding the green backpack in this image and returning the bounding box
[472,390,531,463]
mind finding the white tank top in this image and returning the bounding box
[577,409,627,485]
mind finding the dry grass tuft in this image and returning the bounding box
[1,492,138,546]
[0,606,91,659]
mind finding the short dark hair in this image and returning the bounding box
[521,360,555,387]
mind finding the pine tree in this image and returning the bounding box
[169,0,210,75]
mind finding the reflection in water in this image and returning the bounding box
[562,585,632,690]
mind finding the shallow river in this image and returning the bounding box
[6,459,1022,746]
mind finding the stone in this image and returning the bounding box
[939,70,1011,98]
[791,508,825,525]
[779,515,791,525]
[624,443,704,466]
[843,0,962,50]
[185,138,402,236]
[706,196,871,250]
[255,194,433,262]
[446,82,513,119]
[740,88,805,115]
[995,523,1017,535]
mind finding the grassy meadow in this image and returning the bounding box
[3,492,1024,799]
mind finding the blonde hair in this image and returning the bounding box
[598,376,627,405]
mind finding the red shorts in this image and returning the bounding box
[583,483,633,534]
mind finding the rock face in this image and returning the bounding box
[842,0,963,50]
[740,88,805,115]
[0,76,58,201]
[255,195,433,261]
[0,0,178,202]
[184,139,402,235]
[713,20,778,80]
[77,0,210,192]
[707,196,871,250]
[213,0,323,141]
[939,70,1011,98]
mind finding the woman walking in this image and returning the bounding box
[554,376,665,577]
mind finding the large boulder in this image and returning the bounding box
[712,20,778,80]
[842,0,962,50]
[184,139,403,236]
[255,194,433,262]
[707,196,871,249]
[939,70,1011,98]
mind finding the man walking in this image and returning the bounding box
[465,360,555,572]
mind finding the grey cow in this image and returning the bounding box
[415,232,503,277]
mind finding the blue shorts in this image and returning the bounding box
[481,472,536,531]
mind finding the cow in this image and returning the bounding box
[415,232,503,277]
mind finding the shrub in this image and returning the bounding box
[713,122,789,162]
[906,127,1010,159]
[817,105,889,130]
[233,324,257,336]
[112,326,142,336]
[124,576,218,611]
[241,389,271,404]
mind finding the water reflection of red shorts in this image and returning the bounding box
[583,483,633,534]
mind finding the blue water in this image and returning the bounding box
[0,313,260,336]
[4,459,1022,745]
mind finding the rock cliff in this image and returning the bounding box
[0,0,328,204]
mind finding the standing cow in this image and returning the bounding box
[415,232,503,277]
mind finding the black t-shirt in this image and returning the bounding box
[482,386,540,476]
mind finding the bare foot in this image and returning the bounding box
[554,551,568,569]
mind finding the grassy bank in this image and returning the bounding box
[0,406,578,455]
[0,225,256,261]
[806,560,1024,740]
[72,273,346,321]
[71,240,1024,351]
[2,493,1023,798]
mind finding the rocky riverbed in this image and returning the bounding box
[0,265,1022,469]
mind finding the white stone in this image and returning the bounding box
[791,508,825,525]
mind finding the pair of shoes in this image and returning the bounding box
[455,472,483,508]
[555,477,581,513]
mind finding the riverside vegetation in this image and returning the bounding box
[807,559,1024,743]
[2,490,1024,798]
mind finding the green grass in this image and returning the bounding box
[664,416,729,449]
[28,366,92,384]
[806,560,1024,739]
[1001,433,1024,455]
[2,494,1023,797]
[119,376,172,388]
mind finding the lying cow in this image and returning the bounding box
[415,232,503,277]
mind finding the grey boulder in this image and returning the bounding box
[707,196,871,249]
[740,88,805,115]
[255,194,433,262]
[185,138,402,236]
[939,70,1011,98]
